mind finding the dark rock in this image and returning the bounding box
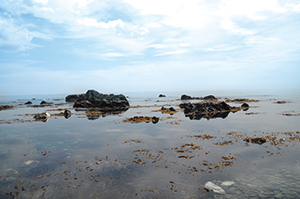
[63,110,71,119]
[180,101,231,120]
[69,90,129,111]
[40,101,53,105]
[74,100,93,108]
[152,116,159,124]
[243,137,266,145]
[169,107,176,112]
[159,94,166,97]
[34,112,51,122]
[0,105,14,111]
[181,94,192,100]
[65,94,85,102]
[25,101,32,105]
[241,103,249,108]
[203,95,217,101]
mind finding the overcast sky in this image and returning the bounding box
[0,0,299,95]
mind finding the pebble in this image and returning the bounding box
[204,181,226,194]
[221,181,235,186]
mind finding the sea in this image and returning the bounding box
[0,89,299,199]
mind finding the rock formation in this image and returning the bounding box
[66,90,129,111]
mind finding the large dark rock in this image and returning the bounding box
[203,95,217,101]
[65,94,85,102]
[67,90,129,110]
[181,94,192,100]
[159,94,166,97]
[180,101,231,120]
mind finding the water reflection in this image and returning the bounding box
[75,108,129,120]
[0,93,300,198]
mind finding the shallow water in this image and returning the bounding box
[0,90,300,199]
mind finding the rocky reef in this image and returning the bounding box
[66,90,129,111]
[180,101,249,120]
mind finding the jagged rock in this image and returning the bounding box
[34,112,51,122]
[63,110,71,119]
[67,90,130,111]
[159,94,166,97]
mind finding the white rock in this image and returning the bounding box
[204,181,225,194]
[221,181,235,186]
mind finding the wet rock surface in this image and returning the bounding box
[123,116,159,124]
[243,137,267,145]
[0,105,14,111]
[33,112,51,122]
[158,94,166,97]
[67,90,130,110]
[180,101,231,120]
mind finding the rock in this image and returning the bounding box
[40,101,47,104]
[204,181,225,194]
[0,105,14,111]
[63,110,71,119]
[34,112,51,122]
[203,95,217,101]
[69,90,129,111]
[221,181,235,186]
[74,100,93,108]
[241,103,249,108]
[180,101,231,120]
[243,137,266,145]
[25,101,32,105]
[123,116,159,124]
[159,94,166,97]
[181,94,192,100]
[65,94,84,102]
[152,116,159,124]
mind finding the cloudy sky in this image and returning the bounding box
[0,0,299,95]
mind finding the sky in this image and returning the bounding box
[0,0,300,95]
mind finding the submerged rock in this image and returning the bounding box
[34,112,51,122]
[67,90,130,111]
[204,181,225,194]
[25,101,32,105]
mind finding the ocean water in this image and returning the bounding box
[0,90,299,199]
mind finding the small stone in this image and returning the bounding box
[221,181,235,186]
[205,181,225,194]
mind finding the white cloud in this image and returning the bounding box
[0,14,38,51]
[220,19,256,35]
[76,18,124,29]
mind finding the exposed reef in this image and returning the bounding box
[181,94,217,101]
[180,101,249,120]
[66,90,129,111]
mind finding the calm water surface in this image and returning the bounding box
[0,90,300,198]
